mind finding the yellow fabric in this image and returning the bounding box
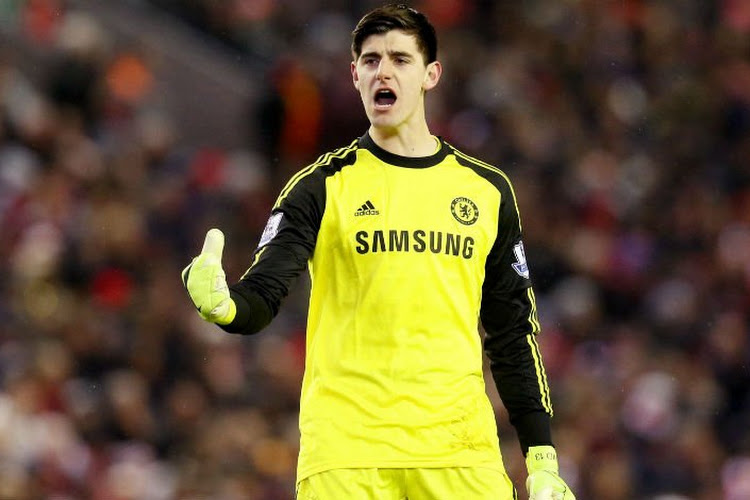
[295,147,507,480]
[296,467,517,500]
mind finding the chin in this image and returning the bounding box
[369,113,398,129]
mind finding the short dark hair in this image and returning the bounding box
[351,4,437,64]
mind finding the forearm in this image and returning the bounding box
[512,410,553,455]
[220,286,274,335]
[487,326,554,453]
[222,242,310,334]
[482,287,554,453]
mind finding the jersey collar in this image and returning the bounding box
[359,132,449,169]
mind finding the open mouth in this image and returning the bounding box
[374,89,397,108]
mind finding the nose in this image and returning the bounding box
[376,60,392,80]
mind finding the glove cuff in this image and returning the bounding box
[526,445,559,474]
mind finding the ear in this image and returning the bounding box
[423,61,442,91]
[351,61,360,91]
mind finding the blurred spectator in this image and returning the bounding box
[0,1,748,498]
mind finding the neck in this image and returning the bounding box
[368,123,437,157]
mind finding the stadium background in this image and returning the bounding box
[0,0,749,498]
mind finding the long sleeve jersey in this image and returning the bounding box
[223,132,553,481]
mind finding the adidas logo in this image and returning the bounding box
[354,200,379,216]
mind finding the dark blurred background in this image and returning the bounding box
[0,0,748,499]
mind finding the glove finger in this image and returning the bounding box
[201,228,225,259]
[181,260,194,287]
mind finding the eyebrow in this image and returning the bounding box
[360,50,414,60]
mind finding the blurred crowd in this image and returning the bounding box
[0,0,749,499]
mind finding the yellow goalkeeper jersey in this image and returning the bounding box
[227,133,552,482]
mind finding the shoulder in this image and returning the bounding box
[444,140,515,194]
[306,138,360,176]
[275,138,360,209]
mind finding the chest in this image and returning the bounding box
[318,161,500,260]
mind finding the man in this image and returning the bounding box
[182,4,575,499]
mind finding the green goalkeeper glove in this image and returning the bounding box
[526,445,576,500]
[181,228,236,325]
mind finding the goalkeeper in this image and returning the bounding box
[182,4,575,499]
